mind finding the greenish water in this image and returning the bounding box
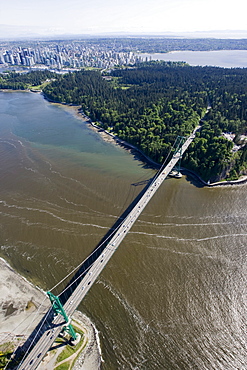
[0,91,246,369]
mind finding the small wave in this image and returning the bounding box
[97,279,149,333]
[24,167,38,173]
[17,140,25,147]
[145,246,217,259]
[196,233,247,241]
[130,230,247,242]
[0,200,109,229]
[137,219,235,227]
[44,159,118,208]
[0,139,18,149]
[91,319,104,363]
[59,196,118,219]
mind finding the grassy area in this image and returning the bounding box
[55,363,70,370]
[0,343,14,369]
[54,324,86,368]
[0,321,86,370]
[27,80,51,91]
[106,76,131,90]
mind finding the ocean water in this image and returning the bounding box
[0,91,246,369]
[139,50,247,68]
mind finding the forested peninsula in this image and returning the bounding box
[1,62,247,183]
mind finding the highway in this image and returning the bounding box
[16,128,198,370]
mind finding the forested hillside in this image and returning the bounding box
[43,62,247,182]
[1,63,247,182]
[0,70,55,90]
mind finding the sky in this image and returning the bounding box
[1,0,247,37]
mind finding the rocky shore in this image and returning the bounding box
[0,258,101,369]
[181,168,247,187]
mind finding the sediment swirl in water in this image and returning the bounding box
[0,92,246,369]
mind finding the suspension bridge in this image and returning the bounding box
[6,125,200,370]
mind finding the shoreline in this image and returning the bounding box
[0,88,246,187]
[0,257,101,369]
[181,167,247,187]
[57,102,247,187]
[54,101,160,169]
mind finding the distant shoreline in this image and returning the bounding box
[137,50,247,68]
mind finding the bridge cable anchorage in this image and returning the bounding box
[9,126,200,370]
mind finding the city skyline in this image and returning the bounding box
[1,0,247,39]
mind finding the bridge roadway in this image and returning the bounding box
[16,129,198,370]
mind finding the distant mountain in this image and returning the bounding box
[176,30,247,39]
[0,24,71,40]
[0,24,247,40]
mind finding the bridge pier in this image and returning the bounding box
[69,332,81,346]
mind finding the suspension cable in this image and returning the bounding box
[14,308,53,370]
[50,135,180,294]
[56,136,182,298]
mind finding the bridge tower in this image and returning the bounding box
[170,135,186,176]
[47,291,80,344]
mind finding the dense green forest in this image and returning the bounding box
[1,64,247,182]
[42,62,247,182]
[0,70,55,90]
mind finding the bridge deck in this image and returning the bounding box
[15,128,198,370]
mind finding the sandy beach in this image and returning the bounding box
[0,258,101,369]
